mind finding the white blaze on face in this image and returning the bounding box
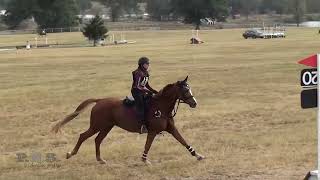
[188,88,197,104]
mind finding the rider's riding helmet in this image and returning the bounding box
[138,57,150,67]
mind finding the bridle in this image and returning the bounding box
[169,86,194,118]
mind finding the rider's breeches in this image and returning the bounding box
[131,89,146,125]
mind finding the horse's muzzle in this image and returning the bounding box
[190,102,197,108]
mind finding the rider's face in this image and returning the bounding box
[143,63,149,70]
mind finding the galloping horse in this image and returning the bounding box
[52,76,204,164]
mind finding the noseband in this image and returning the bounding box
[180,88,194,103]
[170,88,194,118]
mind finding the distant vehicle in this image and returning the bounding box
[101,14,110,20]
[38,29,46,36]
[242,29,264,39]
[200,18,215,25]
[76,15,83,19]
[232,14,241,19]
[0,10,6,16]
[243,26,286,39]
[82,14,95,23]
[97,38,105,46]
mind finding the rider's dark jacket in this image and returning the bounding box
[131,67,157,94]
[131,67,157,125]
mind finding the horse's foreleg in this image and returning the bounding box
[142,132,157,164]
[167,125,204,161]
[95,126,113,164]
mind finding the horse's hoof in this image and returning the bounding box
[196,154,205,161]
[66,152,72,159]
[142,158,152,165]
[98,159,107,164]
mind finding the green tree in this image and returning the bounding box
[82,15,108,46]
[4,0,79,29]
[146,0,172,21]
[76,0,92,13]
[272,0,289,15]
[213,0,229,21]
[306,0,320,13]
[123,0,140,15]
[0,0,10,8]
[229,0,242,16]
[228,0,262,18]
[172,0,228,29]
[291,0,306,27]
[239,0,260,20]
[3,0,35,28]
[259,0,288,15]
[109,0,122,22]
[96,0,139,22]
[33,0,79,29]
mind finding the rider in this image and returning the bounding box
[131,57,158,134]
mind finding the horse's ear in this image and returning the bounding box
[183,76,188,82]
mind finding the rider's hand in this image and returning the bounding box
[147,91,153,96]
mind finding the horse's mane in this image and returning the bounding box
[153,83,177,100]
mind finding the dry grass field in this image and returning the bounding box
[0,28,320,180]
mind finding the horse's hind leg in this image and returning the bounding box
[95,126,113,164]
[66,128,97,159]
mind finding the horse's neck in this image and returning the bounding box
[152,89,178,115]
[161,97,177,112]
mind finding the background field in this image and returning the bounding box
[0,28,319,180]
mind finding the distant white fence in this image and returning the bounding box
[45,27,81,33]
[0,27,82,35]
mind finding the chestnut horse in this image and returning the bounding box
[52,76,204,164]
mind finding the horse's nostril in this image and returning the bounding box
[190,102,197,108]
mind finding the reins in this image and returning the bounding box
[169,99,181,118]
[169,89,194,118]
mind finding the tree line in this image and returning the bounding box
[229,0,320,15]
[1,0,320,29]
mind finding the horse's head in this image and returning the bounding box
[177,76,197,108]
[154,76,197,109]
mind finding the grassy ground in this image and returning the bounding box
[0,28,320,180]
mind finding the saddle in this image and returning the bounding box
[123,96,135,107]
[122,94,153,107]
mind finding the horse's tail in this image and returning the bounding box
[51,99,99,133]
